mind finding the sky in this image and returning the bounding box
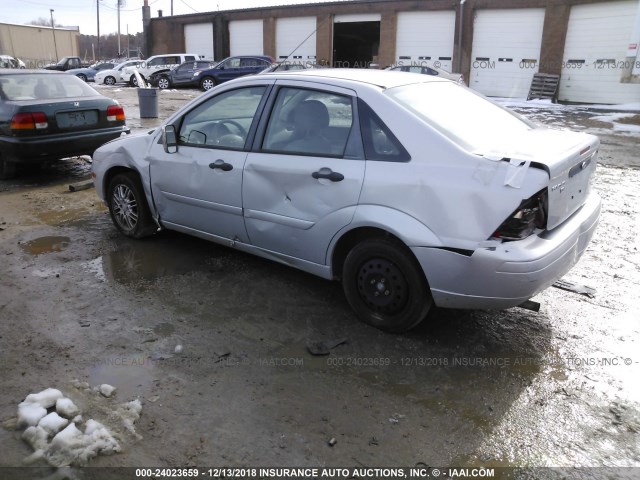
[1,0,339,36]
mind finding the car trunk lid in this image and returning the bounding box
[480,128,599,231]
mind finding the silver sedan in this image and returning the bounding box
[92,69,600,332]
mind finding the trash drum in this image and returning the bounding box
[137,87,158,118]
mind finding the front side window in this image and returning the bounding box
[262,87,353,157]
[178,86,266,149]
[222,58,241,69]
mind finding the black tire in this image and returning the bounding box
[0,157,18,180]
[104,76,116,85]
[200,76,216,91]
[342,238,433,332]
[77,74,87,82]
[157,75,170,89]
[107,173,156,238]
[130,74,144,87]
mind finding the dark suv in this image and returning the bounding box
[192,55,273,90]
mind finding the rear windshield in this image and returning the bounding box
[386,82,534,153]
[0,73,100,101]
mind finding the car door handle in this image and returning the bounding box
[312,169,344,182]
[209,160,233,171]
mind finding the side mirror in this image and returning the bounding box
[163,125,177,154]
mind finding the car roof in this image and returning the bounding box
[0,69,65,76]
[257,68,447,89]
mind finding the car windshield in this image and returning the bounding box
[0,73,100,101]
[386,82,534,153]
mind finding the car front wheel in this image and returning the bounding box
[157,75,170,89]
[107,173,156,238]
[200,76,216,91]
[77,74,87,82]
[342,238,433,332]
[104,76,116,85]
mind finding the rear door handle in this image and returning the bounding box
[312,169,344,182]
[209,159,233,171]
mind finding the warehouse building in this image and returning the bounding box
[144,0,640,104]
[0,22,80,68]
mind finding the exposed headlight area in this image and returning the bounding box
[491,189,548,241]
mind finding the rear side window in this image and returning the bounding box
[357,99,410,162]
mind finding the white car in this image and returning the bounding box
[92,69,600,332]
[94,59,142,85]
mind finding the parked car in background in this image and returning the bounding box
[66,62,116,82]
[0,55,24,69]
[92,69,600,332]
[193,55,273,90]
[44,56,91,72]
[259,61,315,73]
[124,53,198,87]
[386,64,464,84]
[0,70,129,179]
[148,60,216,89]
[94,59,143,85]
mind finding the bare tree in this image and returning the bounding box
[28,17,64,28]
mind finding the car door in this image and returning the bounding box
[171,62,196,86]
[148,83,271,242]
[242,83,365,265]
[216,57,242,83]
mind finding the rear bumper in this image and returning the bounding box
[411,192,601,310]
[1,126,130,164]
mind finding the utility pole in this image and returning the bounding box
[117,0,121,56]
[50,9,59,62]
[171,0,174,16]
[97,0,100,59]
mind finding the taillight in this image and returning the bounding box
[491,189,548,241]
[107,105,125,122]
[11,112,48,131]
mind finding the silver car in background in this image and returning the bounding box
[92,69,600,332]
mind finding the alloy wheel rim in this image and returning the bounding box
[112,184,138,230]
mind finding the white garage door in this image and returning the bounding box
[559,1,640,104]
[276,17,316,62]
[470,9,545,97]
[229,19,264,57]
[396,11,456,72]
[184,23,214,60]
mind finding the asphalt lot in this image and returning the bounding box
[0,82,639,478]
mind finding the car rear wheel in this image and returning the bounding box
[200,76,216,91]
[107,173,156,238]
[77,74,87,82]
[342,238,433,332]
[0,157,18,180]
[104,76,116,85]
[157,75,170,89]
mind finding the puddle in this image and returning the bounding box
[89,353,154,399]
[21,236,70,255]
[87,235,226,285]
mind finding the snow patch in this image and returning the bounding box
[98,384,116,398]
[15,385,142,467]
[38,412,69,436]
[17,402,47,427]
[56,398,80,419]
